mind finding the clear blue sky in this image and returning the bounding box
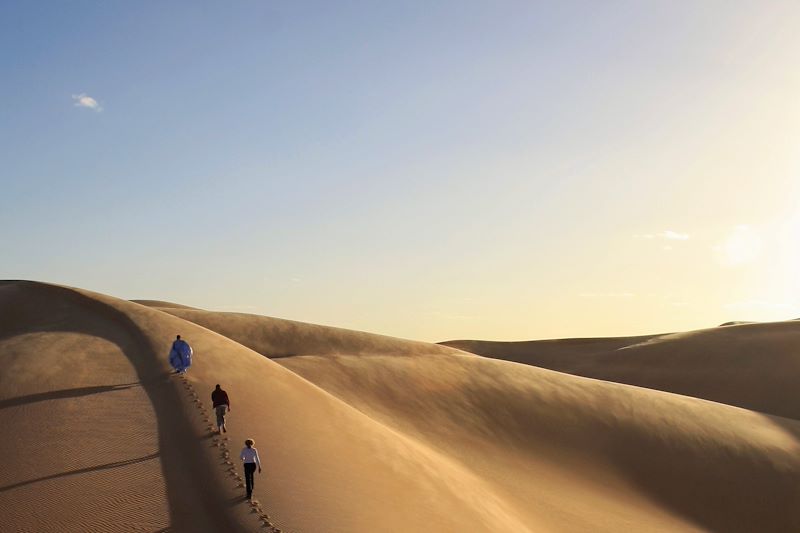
[3,1,800,341]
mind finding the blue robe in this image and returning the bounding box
[169,339,193,372]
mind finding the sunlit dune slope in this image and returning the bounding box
[3,282,800,532]
[443,321,800,420]
[279,352,800,533]
[145,302,800,532]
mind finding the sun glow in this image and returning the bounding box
[714,225,762,267]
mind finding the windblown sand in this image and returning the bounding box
[1,280,799,532]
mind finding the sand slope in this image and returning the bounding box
[2,282,800,532]
[443,321,800,420]
[145,301,800,531]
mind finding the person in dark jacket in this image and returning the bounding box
[211,384,230,433]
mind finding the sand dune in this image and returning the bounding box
[136,302,465,359]
[2,281,800,532]
[444,320,800,420]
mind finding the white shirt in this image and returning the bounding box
[240,447,261,466]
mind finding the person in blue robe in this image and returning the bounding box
[169,334,193,373]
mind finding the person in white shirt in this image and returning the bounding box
[240,438,262,500]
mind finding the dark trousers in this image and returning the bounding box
[244,463,256,495]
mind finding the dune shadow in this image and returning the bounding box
[0,382,142,410]
[0,452,160,492]
[0,282,238,532]
[604,409,800,533]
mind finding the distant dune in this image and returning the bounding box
[443,320,800,420]
[2,281,800,532]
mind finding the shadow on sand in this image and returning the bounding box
[0,452,160,493]
[0,382,142,410]
[0,282,238,532]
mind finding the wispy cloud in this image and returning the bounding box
[634,230,690,241]
[72,93,102,112]
[661,230,690,240]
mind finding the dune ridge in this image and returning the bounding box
[135,302,467,359]
[2,281,800,531]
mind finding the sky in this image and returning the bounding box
[3,1,800,342]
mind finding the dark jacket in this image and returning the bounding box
[212,389,230,408]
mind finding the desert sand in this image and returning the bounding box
[2,280,800,532]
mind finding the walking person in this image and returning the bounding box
[211,384,230,434]
[168,334,193,374]
[240,438,262,500]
